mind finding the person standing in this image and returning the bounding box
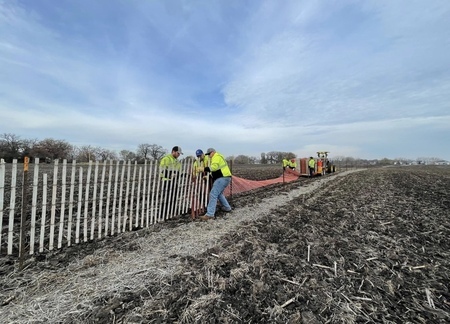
[191,149,210,217]
[289,159,297,170]
[192,149,209,179]
[282,158,289,171]
[159,146,183,217]
[308,157,315,177]
[197,148,232,221]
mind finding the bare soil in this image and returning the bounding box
[1,165,450,323]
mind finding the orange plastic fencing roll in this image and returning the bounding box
[224,168,299,196]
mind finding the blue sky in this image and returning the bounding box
[1,0,449,161]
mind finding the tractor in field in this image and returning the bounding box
[317,151,335,174]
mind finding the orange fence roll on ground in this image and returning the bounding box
[224,168,300,196]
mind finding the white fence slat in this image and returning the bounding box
[67,161,76,246]
[123,161,131,232]
[141,161,148,228]
[98,161,106,239]
[136,166,142,228]
[111,161,120,236]
[179,161,190,215]
[117,161,126,234]
[30,158,40,254]
[83,162,92,242]
[145,161,156,227]
[49,160,59,251]
[58,160,67,249]
[129,161,137,230]
[105,160,113,236]
[7,160,18,255]
[148,161,156,226]
[155,162,163,223]
[90,161,99,240]
[122,161,132,232]
[76,167,83,244]
[0,159,5,254]
[39,174,48,253]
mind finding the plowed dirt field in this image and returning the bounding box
[1,165,449,323]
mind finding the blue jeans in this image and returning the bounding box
[206,177,231,217]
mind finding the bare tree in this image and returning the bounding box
[0,133,30,162]
[31,138,72,161]
[260,153,267,164]
[98,148,118,161]
[76,145,100,162]
[265,151,295,164]
[119,150,136,161]
[144,144,166,161]
[234,155,256,164]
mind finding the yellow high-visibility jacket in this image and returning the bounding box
[192,156,210,176]
[308,158,315,169]
[289,160,297,169]
[204,152,231,181]
[160,154,181,180]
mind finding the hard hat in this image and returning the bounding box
[196,149,203,157]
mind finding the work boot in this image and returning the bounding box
[221,207,232,213]
[199,215,214,221]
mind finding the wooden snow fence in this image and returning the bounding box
[0,158,208,261]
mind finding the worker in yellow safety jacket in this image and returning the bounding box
[159,146,183,217]
[288,159,297,170]
[282,158,290,170]
[308,157,315,177]
[191,149,211,217]
[192,149,210,179]
[160,146,183,180]
[196,148,232,221]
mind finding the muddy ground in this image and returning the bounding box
[1,165,450,323]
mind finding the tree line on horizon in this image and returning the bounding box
[0,133,445,166]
